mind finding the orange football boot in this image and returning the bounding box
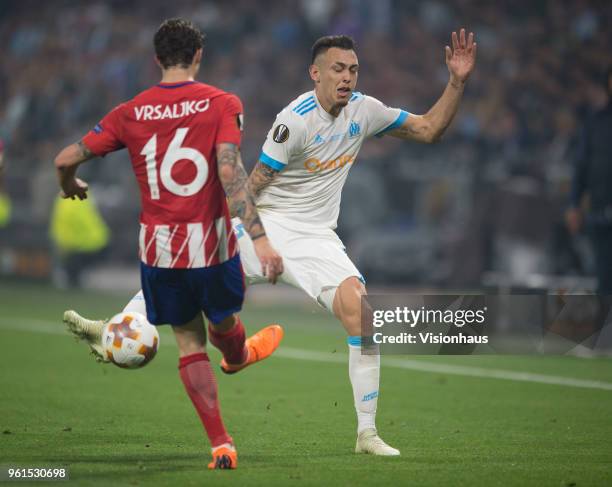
[220,324,284,374]
[208,444,237,470]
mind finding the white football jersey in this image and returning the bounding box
[257,91,408,229]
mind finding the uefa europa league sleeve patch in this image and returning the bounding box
[272,124,290,143]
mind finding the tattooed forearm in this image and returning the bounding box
[77,140,94,160]
[54,140,96,187]
[248,162,279,198]
[218,144,248,198]
[216,143,267,240]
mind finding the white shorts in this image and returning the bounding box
[232,214,364,312]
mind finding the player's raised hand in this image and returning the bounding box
[253,236,284,284]
[61,177,89,200]
[445,28,477,84]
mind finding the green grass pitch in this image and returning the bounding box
[1,281,611,486]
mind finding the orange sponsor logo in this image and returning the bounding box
[304,155,355,173]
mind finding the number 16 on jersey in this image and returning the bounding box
[140,127,209,200]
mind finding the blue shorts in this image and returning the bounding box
[140,254,245,326]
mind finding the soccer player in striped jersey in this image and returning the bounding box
[66,29,477,456]
[54,19,284,470]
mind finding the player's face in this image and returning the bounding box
[312,48,359,110]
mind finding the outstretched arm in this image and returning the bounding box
[54,140,96,200]
[216,144,283,282]
[389,28,477,143]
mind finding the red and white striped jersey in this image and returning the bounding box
[138,217,236,268]
[82,81,242,268]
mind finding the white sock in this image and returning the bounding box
[348,336,380,435]
[122,290,147,315]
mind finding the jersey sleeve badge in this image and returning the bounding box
[272,124,290,143]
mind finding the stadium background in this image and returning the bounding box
[1,2,611,486]
[1,0,610,289]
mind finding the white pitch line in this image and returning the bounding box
[2,318,612,392]
[272,348,612,391]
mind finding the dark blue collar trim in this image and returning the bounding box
[156,81,197,89]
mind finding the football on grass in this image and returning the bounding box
[102,312,159,369]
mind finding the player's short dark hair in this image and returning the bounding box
[311,35,356,64]
[154,18,206,69]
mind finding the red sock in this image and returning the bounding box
[178,353,232,448]
[208,318,247,365]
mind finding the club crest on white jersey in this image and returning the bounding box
[256,91,409,229]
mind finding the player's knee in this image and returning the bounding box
[339,276,366,303]
[334,277,367,333]
[210,314,237,333]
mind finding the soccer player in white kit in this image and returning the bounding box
[66,29,477,456]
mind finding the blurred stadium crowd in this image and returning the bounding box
[0,0,610,288]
